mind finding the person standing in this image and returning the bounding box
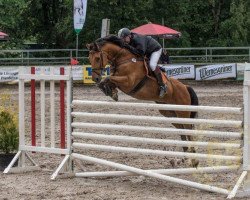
[160,49,170,64]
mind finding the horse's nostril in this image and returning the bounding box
[95,77,101,83]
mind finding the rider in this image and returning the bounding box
[117,28,167,98]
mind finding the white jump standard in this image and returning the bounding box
[3,67,72,174]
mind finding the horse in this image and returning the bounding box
[86,35,199,167]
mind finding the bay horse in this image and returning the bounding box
[86,35,199,167]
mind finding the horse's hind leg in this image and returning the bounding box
[175,111,199,168]
[180,125,199,167]
[158,110,182,167]
[171,123,199,168]
[158,110,199,168]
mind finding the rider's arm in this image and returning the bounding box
[134,45,144,56]
[132,38,145,56]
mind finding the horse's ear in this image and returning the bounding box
[94,42,100,51]
[86,43,91,50]
[86,43,99,51]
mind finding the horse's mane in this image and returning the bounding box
[96,35,124,48]
[90,35,142,56]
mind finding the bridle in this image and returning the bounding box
[90,44,125,75]
[89,49,108,76]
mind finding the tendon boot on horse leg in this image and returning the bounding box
[169,125,199,168]
[158,109,199,168]
[180,124,199,168]
[98,78,118,101]
[153,67,167,98]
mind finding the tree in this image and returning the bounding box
[0,0,27,48]
[0,0,249,49]
[82,0,153,45]
[21,0,74,48]
[219,0,249,46]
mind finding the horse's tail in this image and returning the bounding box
[187,86,198,119]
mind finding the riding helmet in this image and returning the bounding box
[118,28,131,38]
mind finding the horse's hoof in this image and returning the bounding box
[191,159,199,168]
[170,159,176,168]
[111,93,118,101]
[176,159,182,165]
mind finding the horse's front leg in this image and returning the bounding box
[97,77,119,101]
[98,75,129,101]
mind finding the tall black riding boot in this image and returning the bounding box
[154,67,167,98]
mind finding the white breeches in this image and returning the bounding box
[149,48,162,71]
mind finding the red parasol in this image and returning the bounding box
[0,31,9,40]
[131,23,181,39]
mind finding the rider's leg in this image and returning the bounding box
[154,67,167,98]
[150,48,167,98]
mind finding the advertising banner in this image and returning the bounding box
[83,65,110,84]
[0,67,18,82]
[195,63,236,80]
[72,65,83,80]
[74,0,87,34]
[160,64,195,79]
[0,66,83,82]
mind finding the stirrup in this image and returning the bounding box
[159,85,167,98]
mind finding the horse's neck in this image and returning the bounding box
[104,43,130,58]
[104,44,147,94]
[113,44,144,67]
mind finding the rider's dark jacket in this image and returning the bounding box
[129,33,161,57]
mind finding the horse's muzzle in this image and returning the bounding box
[92,72,102,83]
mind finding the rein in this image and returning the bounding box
[97,46,144,75]
[109,48,124,66]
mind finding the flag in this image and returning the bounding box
[71,58,79,65]
[74,0,87,34]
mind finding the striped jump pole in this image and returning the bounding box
[60,67,65,149]
[31,66,36,147]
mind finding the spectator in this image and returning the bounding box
[160,49,170,64]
